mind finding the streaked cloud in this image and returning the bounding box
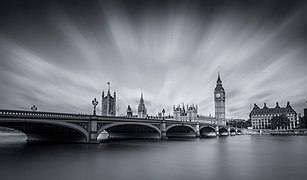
[0,0,306,119]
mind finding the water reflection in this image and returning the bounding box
[0,133,307,180]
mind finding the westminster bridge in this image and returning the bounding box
[0,109,242,143]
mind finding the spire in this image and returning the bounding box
[140,92,144,104]
[215,72,224,91]
[217,72,222,83]
[107,82,110,95]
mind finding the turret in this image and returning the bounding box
[101,82,116,116]
[127,105,132,117]
[107,82,111,95]
[253,103,259,109]
[286,101,291,108]
[275,102,280,108]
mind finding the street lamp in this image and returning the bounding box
[92,98,98,116]
[162,109,165,120]
[31,105,37,112]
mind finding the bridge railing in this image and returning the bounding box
[0,109,228,127]
[0,109,91,119]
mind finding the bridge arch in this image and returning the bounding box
[199,126,217,137]
[0,119,89,143]
[97,122,161,140]
[218,127,229,136]
[166,124,197,138]
[230,128,236,133]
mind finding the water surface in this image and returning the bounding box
[0,133,307,180]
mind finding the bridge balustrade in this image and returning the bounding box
[0,109,91,119]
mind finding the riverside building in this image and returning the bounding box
[249,102,297,129]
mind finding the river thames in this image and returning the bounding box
[0,133,307,180]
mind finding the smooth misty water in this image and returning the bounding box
[0,133,307,180]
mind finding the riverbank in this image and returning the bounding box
[245,129,307,136]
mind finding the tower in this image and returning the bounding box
[137,92,147,118]
[173,105,183,121]
[214,73,226,125]
[186,104,198,122]
[101,82,116,116]
[126,105,133,117]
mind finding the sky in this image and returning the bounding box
[0,0,307,119]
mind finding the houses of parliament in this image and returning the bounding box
[100,74,227,125]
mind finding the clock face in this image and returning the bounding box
[216,93,221,98]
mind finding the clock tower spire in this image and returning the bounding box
[214,72,226,125]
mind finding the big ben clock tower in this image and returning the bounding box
[214,73,226,125]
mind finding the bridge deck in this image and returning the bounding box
[0,109,230,128]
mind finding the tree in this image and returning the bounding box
[271,114,290,130]
[243,119,251,128]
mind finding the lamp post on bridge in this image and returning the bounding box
[92,98,98,116]
[31,105,37,112]
[162,109,165,120]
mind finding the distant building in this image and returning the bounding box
[214,73,226,125]
[299,108,307,129]
[126,105,133,117]
[249,102,297,129]
[197,114,217,124]
[227,119,247,128]
[173,103,198,121]
[137,93,147,118]
[101,83,116,116]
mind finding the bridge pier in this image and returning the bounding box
[215,125,219,135]
[88,118,99,144]
[195,123,200,137]
[160,121,167,140]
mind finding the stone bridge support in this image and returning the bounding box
[216,126,219,135]
[160,121,166,140]
[195,123,200,137]
[89,117,99,144]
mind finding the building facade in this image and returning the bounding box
[101,83,116,116]
[250,102,297,129]
[214,73,226,125]
[299,108,307,129]
[137,93,147,118]
[173,103,198,121]
[197,114,217,124]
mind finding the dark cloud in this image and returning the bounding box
[0,0,307,118]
